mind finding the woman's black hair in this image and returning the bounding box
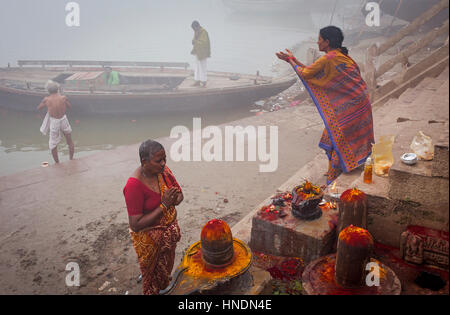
[139,139,164,162]
[319,26,348,55]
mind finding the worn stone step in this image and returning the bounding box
[430,79,449,178]
[429,79,450,114]
[397,87,421,104]
[372,55,449,109]
[415,76,442,90]
[400,92,446,122]
[384,78,449,199]
[398,81,442,103]
[373,78,444,134]
[388,117,449,204]
[432,122,449,178]
[373,77,448,142]
[437,66,449,80]
[372,88,416,137]
[397,75,445,102]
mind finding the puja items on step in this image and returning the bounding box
[400,152,418,165]
[259,192,291,220]
[294,181,322,200]
[271,191,293,207]
[329,180,340,198]
[291,181,324,220]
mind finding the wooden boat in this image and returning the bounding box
[0,60,296,115]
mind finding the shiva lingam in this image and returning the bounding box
[337,188,368,236]
[291,181,324,220]
[302,225,401,295]
[160,219,252,295]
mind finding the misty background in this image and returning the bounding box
[0,0,362,75]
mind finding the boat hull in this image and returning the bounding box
[0,78,296,115]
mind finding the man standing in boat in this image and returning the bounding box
[105,66,120,85]
[37,80,75,164]
[191,21,211,87]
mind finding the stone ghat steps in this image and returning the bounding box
[331,71,449,198]
[349,69,449,247]
[231,67,449,261]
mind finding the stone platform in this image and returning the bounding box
[165,265,272,295]
[249,197,339,264]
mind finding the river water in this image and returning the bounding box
[0,0,364,176]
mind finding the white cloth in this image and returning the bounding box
[194,57,207,82]
[48,115,72,150]
[40,112,50,135]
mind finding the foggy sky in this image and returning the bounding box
[0,0,364,74]
[0,1,219,64]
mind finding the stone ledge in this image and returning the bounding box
[351,173,449,247]
[249,205,338,263]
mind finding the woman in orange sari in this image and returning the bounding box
[277,26,374,185]
[123,139,183,295]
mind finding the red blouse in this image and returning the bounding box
[123,167,182,216]
[123,177,161,216]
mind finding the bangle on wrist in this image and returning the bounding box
[161,202,169,212]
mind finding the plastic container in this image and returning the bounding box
[372,135,395,176]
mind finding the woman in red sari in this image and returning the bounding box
[123,139,183,295]
[277,26,374,185]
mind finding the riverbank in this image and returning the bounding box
[0,96,325,294]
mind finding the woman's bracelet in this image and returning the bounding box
[160,202,169,214]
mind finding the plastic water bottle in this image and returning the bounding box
[363,157,373,184]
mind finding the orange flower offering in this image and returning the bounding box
[265,204,277,213]
[295,181,322,200]
[259,204,283,221]
[339,225,373,247]
[340,187,366,203]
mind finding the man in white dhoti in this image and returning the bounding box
[191,21,211,87]
[37,80,75,163]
